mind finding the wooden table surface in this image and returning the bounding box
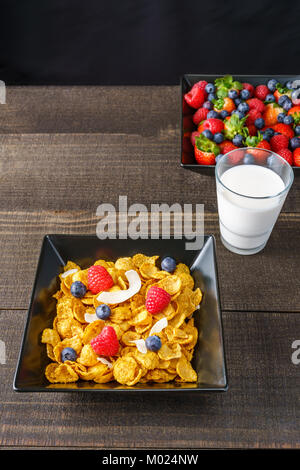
[0,86,299,449]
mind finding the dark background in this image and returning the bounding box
[1,0,300,85]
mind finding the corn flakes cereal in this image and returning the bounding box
[42,253,202,386]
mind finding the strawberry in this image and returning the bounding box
[219,140,238,154]
[194,148,216,165]
[270,134,289,152]
[214,97,235,114]
[193,80,208,92]
[247,124,257,136]
[145,286,171,314]
[293,148,300,166]
[255,85,269,101]
[246,108,262,125]
[272,123,294,140]
[247,140,271,161]
[202,118,224,134]
[263,103,283,127]
[184,86,205,109]
[288,105,300,125]
[91,326,119,356]
[242,82,255,97]
[247,98,266,114]
[190,131,201,146]
[277,148,293,165]
[88,265,114,294]
[192,107,209,125]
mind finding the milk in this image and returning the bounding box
[217,164,286,253]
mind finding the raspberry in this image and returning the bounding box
[91,326,119,356]
[184,87,205,109]
[87,265,114,294]
[193,80,208,91]
[192,107,209,125]
[247,98,266,114]
[277,148,293,165]
[242,82,255,97]
[254,85,269,101]
[270,134,289,152]
[145,286,171,314]
[202,118,224,134]
[246,108,262,125]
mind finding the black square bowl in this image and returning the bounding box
[14,235,228,392]
[181,74,300,174]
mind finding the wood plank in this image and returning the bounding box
[0,133,299,214]
[1,310,299,448]
[0,86,179,135]
[0,211,299,312]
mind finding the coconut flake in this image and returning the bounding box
[97,269,141,304]
[130,339,147,354]
[149,317,168,337]
[61,268,78,278]
[84,312,97,323]
[97,357,113,369]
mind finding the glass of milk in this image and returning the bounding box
[215,148,294,255]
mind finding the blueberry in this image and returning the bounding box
[219,109,229,119]
[203,100,213,110]
[243,153,255,165]
[96,304,111,320]
[161,256,177,273]
[231,110,245,119]
[265,93,275,103]
[238,102,249,114]
[202,129,213,140]
[240,89,250,100]
[145,335,162,352]
[213,132,224,144]
[208,93,216,102]
[232,134,244,147]
[215,153,224,164]
[262,132,270,142]
[234,98,242,107]
[267,79,278,92]
[278,95,289,107]
[277,112,286,123]
[205,83,215,94]
[283,114,293,125]
[228,89,238,99]
[282,98,292,111]
[265,127,275,137]
[290,137,300,150]
[70,281,87,298]
[61,347,77,362]
[254,117,265,129]
[285,80,294,90]
[295,125,300,136]
[207,110,219,119]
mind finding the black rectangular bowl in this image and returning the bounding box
[181,74,300,174]
[14,234,228,393]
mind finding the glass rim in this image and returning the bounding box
[215,147,294,200]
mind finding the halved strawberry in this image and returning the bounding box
[194,148,216,165]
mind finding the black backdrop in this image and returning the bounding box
[1,0,300,85]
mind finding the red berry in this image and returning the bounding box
[192,107,209,125]
[272,123,294,140]
[277,148,293,165]
[293,148,300,166]
[190,131,201,146]
[242,82,255,97]
[247,98,266,114]
[270,134,289,152]
[194,147,216,165]
[254,85,269,101]
[219,140,238,154]
[145,286,171,314]
[87,265,114,294]
[202,118,224,134]
[193,80,208,91]
[91,326,119,356]
[247,124,257,136]
[184,87,205,109]
[246,108,262,125]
